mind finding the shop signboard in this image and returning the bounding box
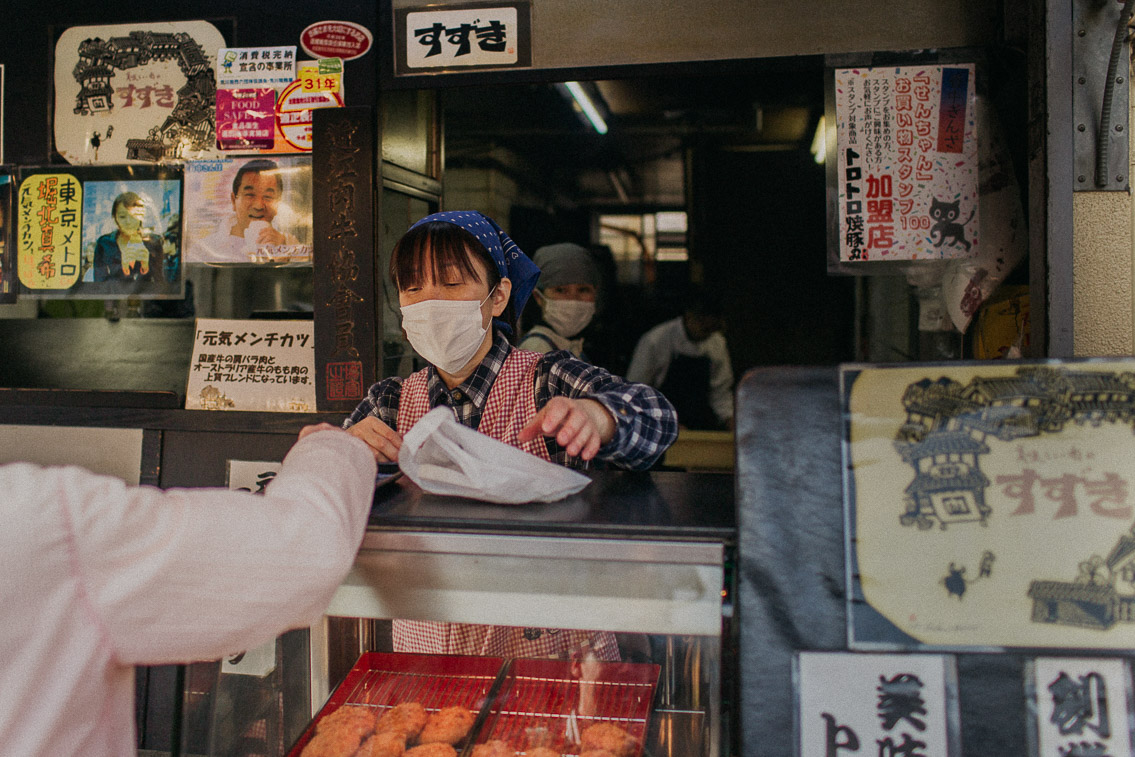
[185,317,316,412]
[1027,657,1134,757]
[844,360,1135,651]
[222,457,285,677]
[311,106,378,412]
[394,1,531,75]
[833,64,978,264]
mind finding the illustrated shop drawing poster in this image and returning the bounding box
[843,360,1135,650]
[54,21,226,164]
[835,64,978,263]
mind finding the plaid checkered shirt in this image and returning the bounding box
[343,331,678,470]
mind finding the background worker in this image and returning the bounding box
[626,287,735,430]
[519,242,601,359]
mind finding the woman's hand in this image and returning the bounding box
[344,416,403,463]
[518,397,615,461]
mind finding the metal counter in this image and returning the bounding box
[365,469,736,540]
[327,470,736,637]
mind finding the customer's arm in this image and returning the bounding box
[70,427,376,665]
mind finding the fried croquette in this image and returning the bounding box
[375,702,428,741]
[354,730,407,757]
[403,744,457,757]
[318,705,377,739]
[470,739,515,757]
[301,727,369,757]
[580,723,638,757]
[579,751,616,757]
[301,705,378,757]
[417,706,475,745]
[524,748,560,757]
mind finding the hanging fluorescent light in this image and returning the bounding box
[810,115,826,164]
[564,81,608,135]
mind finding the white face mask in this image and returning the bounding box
[541,296,596,338]
[400,287,495,374]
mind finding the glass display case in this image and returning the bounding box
[178,470,736,757]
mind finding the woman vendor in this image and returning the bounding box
[343,210,678,659]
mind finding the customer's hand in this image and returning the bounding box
[297,422,340,441]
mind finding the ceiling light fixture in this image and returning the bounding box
[562,81,608,135]
[810,115,826,164]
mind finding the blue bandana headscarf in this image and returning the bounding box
[409,211,542,328]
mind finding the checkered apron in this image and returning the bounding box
[393,349,620,661]
[396,349,550,460]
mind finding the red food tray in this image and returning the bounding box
[470,658,660,756]
[286,651,504,756]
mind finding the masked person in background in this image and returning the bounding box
[343,210,678,660]
[91,191,169,282]
[626,288,735,431]
[519,243,600,359]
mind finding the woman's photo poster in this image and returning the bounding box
[17,164,184,299]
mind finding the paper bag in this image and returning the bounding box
[399,407,591,503]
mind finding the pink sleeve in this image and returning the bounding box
[69,430,376,665]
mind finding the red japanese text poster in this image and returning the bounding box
[835,64,978,263]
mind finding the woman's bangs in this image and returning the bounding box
[391,222,487,289]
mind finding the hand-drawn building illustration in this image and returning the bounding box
[1027,526,1135,630]
[895,366,1135,530]
[888,364,1135,631]
[72,30,215,160]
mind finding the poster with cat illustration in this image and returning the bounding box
[832,64,978,264]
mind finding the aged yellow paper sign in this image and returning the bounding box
[847,361,1135,649]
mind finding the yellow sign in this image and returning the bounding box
[18,173,82,289]
[847,360,1135,649]
[297,58,342,94]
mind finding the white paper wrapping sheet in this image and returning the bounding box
[399,407,591,503]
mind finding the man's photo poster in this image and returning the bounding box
[183,155,312,265]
